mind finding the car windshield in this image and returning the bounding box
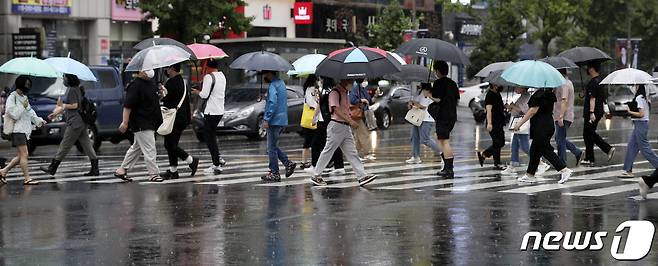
[226,88,261,102]
[28,77,67,99]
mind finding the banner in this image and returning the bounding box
[112,0,146,21]
[11,0,71,15]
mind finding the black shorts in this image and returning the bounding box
[435,120,456,140]
[302,128,315,148]
[11,133,28,147]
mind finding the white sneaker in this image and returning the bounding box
[405,157,422,164]
[639,177,650,200]
[517,175,536,183]
[607,147,616,162]
[330,168,346,175]
[365,154,377,161]
[536,162,550,176]
[558,168,573,184]
[619,171,634,178]
[304,167,315,174]
[500,166,517,175]
[359,157,366,162]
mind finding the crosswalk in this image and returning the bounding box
[1,154,655,199]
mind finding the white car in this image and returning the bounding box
[459,82,489,107]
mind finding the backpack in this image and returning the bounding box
[319,88,340,122]
[78,88,97,125]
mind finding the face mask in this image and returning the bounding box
[361,81,368,88]
[144,70,155,79]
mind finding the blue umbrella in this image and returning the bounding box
[45,57,97,82]
[501,60,565,88]
[287,54,326,76]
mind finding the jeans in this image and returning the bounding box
[204,115,223,166]
[554,120,582,164]
[267,125,290,173]
[623,120,658,172]
[483,126,505,165]
[164,126,189,167]
[314,121,367,178]
[411,121,441,158]
[583,116,611,162]
[510,133,529,166]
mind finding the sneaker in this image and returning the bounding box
[517,175,536,183]
[581,160,593,166]
[300,162,312,169]
[261,172,281,182]
[365,154,377,161]
[285,162,297,178]
[189,157,200,177]
[575,153,584,167]
[310,176,327,186]
[558,168,573,184]
[619,171,634,178]
[607,148,616,162]
[501,166,517,175]
[493,165,506,171]
[476,151,485,167]
[330,168,346,175]
[161,170,179,180]
[357,174,378,186]
[639,176,651,200]
[213,166,223,175]
[359,157,366,162]
[304,167,315,174]
[219,157,227,166]
[536,162,550,176]
[405,157,422,164]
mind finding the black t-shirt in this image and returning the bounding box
[431,77,460,121]
[484,89,505,127]
[527,89,557,139]
[162,75,191,129]
[583,75,606,118]
[125,78,162,132]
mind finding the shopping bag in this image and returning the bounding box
[509,116,529,134]
[364,109,378,130]
[300,104,317,129]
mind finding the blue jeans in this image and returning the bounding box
[267,125,290,173]
[411,121,441,157]
[510,133,529,166]
[554,120,582,164]
[623,120,658,172]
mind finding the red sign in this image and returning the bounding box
[294,2,313,25]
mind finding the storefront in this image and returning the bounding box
[109,0,146,70]
[244,0,296,38]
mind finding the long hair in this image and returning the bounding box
[303,75,318,93]
[635,84,647,99]
[321,77,336,91]
[15,75,32,91]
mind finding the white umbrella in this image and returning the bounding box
[125,45,191,72]
[475,61,514,78]
[600,68,654,85]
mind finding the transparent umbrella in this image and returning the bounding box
[125,45,191,72]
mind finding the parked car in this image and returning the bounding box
[1,66,127,154]
[191,84,304,141]
[459,82,489,107]
[369,84,413,129]
[470,89,514,123]
[607,84,658,116]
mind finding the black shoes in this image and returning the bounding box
[477,152,485,167]
[285,162,297,178]
[84,159,100,176]
[310,176,327,186]
[438,158,455,178]
[189,157,199,177]
[261,172,281,182]
[357,175,378,186]
[300,162,313,170]
[493,165,506,171]
[161,170,179,180]
[40,159,61,176]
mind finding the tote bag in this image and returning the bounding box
[405,108,425,127]
[364,108,378,130]
[157,84,187,136]
[300,104,317,129]
[2,94,17,136]
[509,116,529,135]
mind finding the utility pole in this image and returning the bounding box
[626,1,631,68]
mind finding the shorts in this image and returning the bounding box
[435,120,456,140]
[11,133,28,147]
[302,128,315,148]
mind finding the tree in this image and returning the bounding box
[466,0,524,78]
[139,0,253,43]
[366,1,414,51]
[517,0,586,57]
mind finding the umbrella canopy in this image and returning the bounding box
[134,37,197,60]
[387,51,407,65]
[557,47,611,66]
[383,64,436,82]
[315,46,402,79]
[187,43,228,60]
[287,54,327,76]
[125,45,192,72]
[501,60,565,88]
[539,56,578,70]
[600,68,654,85]
[475,61,513,78]
[396,38,470,65]
[484,70,518,87]
[0,57,60,78]
[44,57,97,82]
[229,51,293,72]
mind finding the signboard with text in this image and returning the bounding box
[11,0,71,15]
[294,2,313,25]
[112,0,146,21]
[13,32,41,58]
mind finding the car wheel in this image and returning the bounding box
[379,109,391,129]
[76,126,101,153]
[248,116,267,141]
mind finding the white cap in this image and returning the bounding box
[144,69,155,79]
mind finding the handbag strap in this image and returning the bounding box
[204,73,217,100]
[176,79,187,109]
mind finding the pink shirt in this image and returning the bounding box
[553,79,575,122]
[329,85,350,122]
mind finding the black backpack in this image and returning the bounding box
[319,88,339,122]
[78,87,97,125]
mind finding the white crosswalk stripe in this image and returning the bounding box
[499,180,612,194]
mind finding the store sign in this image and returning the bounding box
[12,0,71,15]
[12,32,41,58]
[112,0,146,21]
[294,2,313,25]
[263,5,272,20]
[460,24,482,36]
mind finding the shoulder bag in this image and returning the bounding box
[300,88,318,129]
[2,93,17,136]
[157,83,187,135]
[405,107,425,127]
[509,116,530,135]
[349,88,364,120]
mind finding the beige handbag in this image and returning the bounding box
[405,108,425,127]
[2,94,17,136]
[157,84,187,136]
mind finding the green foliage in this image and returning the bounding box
[139,0,253,43]
[366,1,414,51]
[516,0,586,57]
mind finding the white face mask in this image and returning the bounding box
[361,81,368,88]
[144,69,155,79]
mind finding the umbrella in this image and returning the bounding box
[125,45,192,72]
[396,38,470,65]
[600,68,654,85]
[501,60,565,88]
[484,70,518,87]
[539,56,578,70]
[475,61,513,78]
[45,57,97,82]
[383,64,436,82]
[0,57,60,78]
[229,51,293,72]
[134,37,197,60]
[387,51,407,65]
[187,43,228,60]
[315,46,402,79]
[557,47,611,66]
[287,54,327,76]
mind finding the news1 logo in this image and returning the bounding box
[520,221,655,261]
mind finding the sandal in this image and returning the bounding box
[149,175,164,182]
[0,171,7,184]
[114,171,132,182]
[23,179,40,186]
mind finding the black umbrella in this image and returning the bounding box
[383,64,437,82]
[134,37,197,60]
[229,51,293,72]
[557,47,611,66]
[396,38,470,65]
[315,46,402,80]
[540,56,578,69]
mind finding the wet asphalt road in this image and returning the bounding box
[2,107,658,265]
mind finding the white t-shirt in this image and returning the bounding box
[633,95,650,121]
[304,87,318,109]
[200,71,226,115]
[414,94,435,122]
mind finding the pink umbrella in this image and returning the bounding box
[187,43,228,60]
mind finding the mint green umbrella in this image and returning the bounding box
[287,54,326,76]
[0,57,60,78]
[501,60,565,88]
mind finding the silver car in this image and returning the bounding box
[607,84,658,116]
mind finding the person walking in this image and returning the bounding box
[501,87,531,175]
[309,79,377,186]
[350,79,375,161]
[307,78,345,175]
[300,75,320,169]
[621,85,658,178]
[193,59,227,175]
[407,83,441,164]
[554,69,583,166]
[40,74,99,177]
[0,75,46,185]
[160,63,199,179]
[428,61,459,178]
[512,89,573,184]
[261,70,296,182]
[582,63,615,165]
[113,70,164,182]
[477,84,506,170]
